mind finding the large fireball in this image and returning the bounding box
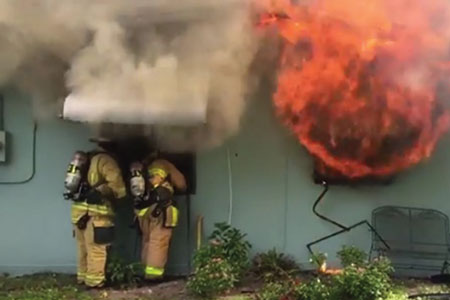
[260,0,450,178]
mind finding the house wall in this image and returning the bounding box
[1,86,450,275]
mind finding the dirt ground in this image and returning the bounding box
[0,273,254,300]
[91,275,261,300]
[99,279,190,300]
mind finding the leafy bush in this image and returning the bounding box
[256,281,289,300]
[106,256,144,288]
[193,243,224,268]
[188,223,252,298]
[257,277,330,300]
[187,257,237,298]
[371,256,394,275]
[252,249,300,283]
[209,222,252,278]
[331,256,394,300]
[256,253,395,300]
[294,278,331,300]
[337,246,368,268]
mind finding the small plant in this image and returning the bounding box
[4,286,94,300]
[257,277,330,300]
[309,252,327,272]
[256,281,289,300]
[294,278,331,300]
[371,255,394,275]
[331,256,394,300]
[187,257,237,299]
[188,223,252,298]
[106,256,144,288]
[252,249,300,283]
[337,245,368,268]
[209,222,252,278]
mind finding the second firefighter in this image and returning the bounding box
[130,152,186,280]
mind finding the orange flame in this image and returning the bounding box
[261,0,450,178]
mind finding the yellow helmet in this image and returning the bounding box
[148,167,168,179]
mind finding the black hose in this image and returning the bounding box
[307,180,390,254]
[312,181,348,230]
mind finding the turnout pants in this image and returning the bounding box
[138,214,173,279]
[74,216,113,287]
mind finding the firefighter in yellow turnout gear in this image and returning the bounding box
[130,156,186,280]
[65,141,126,288]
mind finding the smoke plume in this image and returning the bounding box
[0,0,260,151]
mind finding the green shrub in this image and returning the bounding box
[106,256,144,288]
[337,246,368,268]
[257,278,330,300]
[209,222,252,278]
[187,258,237,299]
[331,256,394,300]
[4,286,94,300]
[371,256,394,275]
[188,223,252,298]
[256,281,289,300]
[193,241,226,269]
[252,249,300,283]
[255,254,395,300]
[294,278,331,300]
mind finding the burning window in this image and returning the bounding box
[259,0,450,181]
[313,159,394,185]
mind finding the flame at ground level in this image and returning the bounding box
[260,0,450,179]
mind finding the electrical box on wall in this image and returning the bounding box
[0,131,6,162]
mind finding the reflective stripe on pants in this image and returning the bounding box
[145,266,164,278]
[85,274,106,287]
[77,272,86,283]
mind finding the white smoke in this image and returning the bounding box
[0,0,260,151]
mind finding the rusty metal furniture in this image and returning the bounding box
[371,206,450,273]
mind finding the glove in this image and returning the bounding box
[149,186,172,203]
[133,197,151,210]
[150,186,172,218]
[85,189,103,205]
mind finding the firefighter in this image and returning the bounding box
[64,137,126,288]
[129,151,186,280]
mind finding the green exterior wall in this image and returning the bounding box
[1,87,450,275]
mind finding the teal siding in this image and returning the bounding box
[1,87,450,275]
[0,89,92,274]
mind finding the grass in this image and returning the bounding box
[0,273,94,300]
[1,273,450,300]
[0,273,252,300]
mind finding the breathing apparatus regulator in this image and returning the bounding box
[130,161,146,200]
[64,151,89,201]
